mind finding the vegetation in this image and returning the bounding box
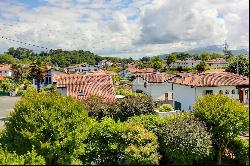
[157,104,174,112]
[194,94,249,164]
[166,54,176,66]
[226,54,249,76]
[115,86,146,97]
[0,91,95,165]
[81,118,159,165]
[0,79,12,92]
[195,61,209,72]
[85,95,155,122]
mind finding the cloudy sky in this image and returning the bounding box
[0,0,249,59]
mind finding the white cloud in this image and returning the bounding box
[0,0,248,58]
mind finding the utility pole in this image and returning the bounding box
[223,40,232,58]
[236,58,239,74]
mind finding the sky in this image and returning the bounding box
[0,0,249,59]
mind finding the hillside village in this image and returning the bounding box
[0,47,249,165]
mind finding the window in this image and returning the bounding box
[225,90,229,94]
[144,82,147,88]
[232,90,235,94]
[219,90,223,94]
[205,90,213,95]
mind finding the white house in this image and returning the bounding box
[205,58,228,68]
[119,67,155,78]
[170,60,202,68]
[97,60,113,69]
[0,64,12,77]
[65,63,99,74]
[169,72,249,111]
[132,73,174,102]
[32,67,64,88]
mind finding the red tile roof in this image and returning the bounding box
[169,72,249,87]
[52,74,115,102]
[136,73,174,83]
[205,58,227,64]
[0,64,12,71]
[126,67,155,73]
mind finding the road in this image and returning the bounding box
[0,97,21,127]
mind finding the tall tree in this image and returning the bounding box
[149,55,164,70]
[226,54,249,76]
[166,53,177,66]
[30,60,48,92]
[11,63,29,81]
[194,95,249,165]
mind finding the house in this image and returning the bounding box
[205,58,228,68]
[0,64,12,77]
[169,71,249,111]
[119,67,155,78]
[132,73,174,103]
[170,60,202,68]
[52,74,115,102]
[64,63,100,74]
[97,60,113,69]
[32,67,64,88]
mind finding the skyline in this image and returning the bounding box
[0,0,249,59]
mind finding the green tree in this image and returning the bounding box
[0,79,12,92]
[148,55,164,70]
[195,61,208,72]
[194,94,249,164]
[166,53,177,66]
[30,60,48,92]
[81,118,159,165]
[200,52,210,61]
[157,104,174,112]
[11,63,29,81]
[0,53,17,64]
[0,91,95,165]
[226,54,249,76]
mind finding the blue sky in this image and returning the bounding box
[0,0,248,58]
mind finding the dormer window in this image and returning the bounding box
[232,90,235,94]
[77,91,85,96]
[225,90,229,94]
[219,90,223,94]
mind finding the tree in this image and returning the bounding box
[81,118,159,165]
[0,91,95,165]
[195,61,208,72]
[149,55,164,70]
[226,54,249,76]
[194,94,249,164]
[0,53,17,64]
[30,60,48,92]
[200,52,210,61]
[0,79,12,92]
[157,104,174,112]
[11,63,29,81]
[166,53,177,66]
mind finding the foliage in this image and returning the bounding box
[166,53,177,66]
[0,147,45,165]
[85,95,155,122]
[158,113,212,165]
[194,94,249,164]
[12,63,30,81]
[148,55,164,70]
[0,91,95,165]
[115,86,146,97]
[81,118,159,165]
[0,53,17,64]
[0,79,12,92]
[157,104,174,112]
[195,61,209,72]
[226,54,249,76]
[227,136,249,165]
[106,66,122,73]
[200,52,210,61]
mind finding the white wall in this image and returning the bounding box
[132,77,173,101]
[173,84,240,111]
[0,70,12,77]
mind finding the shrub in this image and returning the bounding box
[85,95,155,122]
[0,91,95,165]
[115,86,146,97]
[158,113,212,165]
[0,148,45,165]
[194,94,249,164]
[81,118,159,165]
[227,136,249,165]
[157,104,174,112]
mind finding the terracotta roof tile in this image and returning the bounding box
[52,74,115,102]
[126,67,155,73]
[0,64,12,70]
[136,73,174,83]
[169,72,249,87]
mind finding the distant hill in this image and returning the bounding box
[160,45,249,59]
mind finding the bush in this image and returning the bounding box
[115,86,146,97]
[85,95,155,122]
[0,148,45,165]
[0,91,95,165]
[158,113,212,165]
[81,118,159,165]
[227,136,249,165]
[194,94,249,164]
[157,104,174,112]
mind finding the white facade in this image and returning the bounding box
[170,60,201,68]
[132,77,173,101]
[0,69,12,77]
[173,84,243,111]
[33,69,64,88]
[67,64,99,74]
[98,60,113,68]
